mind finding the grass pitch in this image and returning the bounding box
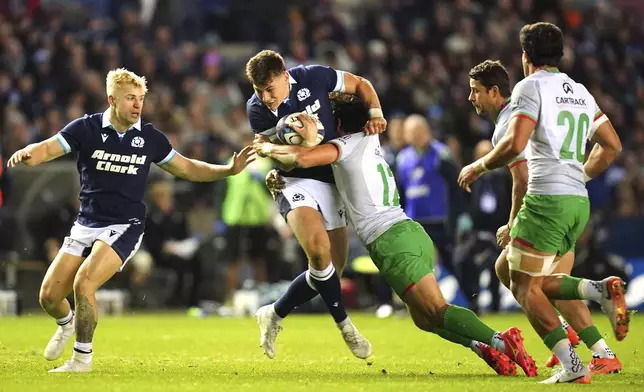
[0,312,642,391]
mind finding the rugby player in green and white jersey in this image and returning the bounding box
[254,94,538,377]
[459,23,627,384]
[468,59,622,375]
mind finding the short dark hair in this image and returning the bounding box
[245,50,286,87]
[520,22,564,67]
[329,92,369,134]
[468,60,511,97]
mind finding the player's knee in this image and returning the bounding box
[302,235,331,270]
[409,305,436,332]
[412,315,433,332]
[420,299,447,327]
[72,274,96,296]
[39,284,61,307]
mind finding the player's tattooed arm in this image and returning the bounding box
[341,73,387,135]
[7,135,66,168]
[159,147,256,181]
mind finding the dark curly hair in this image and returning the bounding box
[468,60,511,97]
[520,22,564,67]
[329,93,369,134]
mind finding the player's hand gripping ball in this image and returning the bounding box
[275,112,325,146]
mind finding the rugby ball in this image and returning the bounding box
[275,112,325,146]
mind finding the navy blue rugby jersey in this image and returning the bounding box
[247,64,346,183]
[55,109,176,227]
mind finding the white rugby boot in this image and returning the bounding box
[339,322,373,363]
[539,367,591,384]
[255,304,283,359]
[48,360,92,373]
[44,322,74,361]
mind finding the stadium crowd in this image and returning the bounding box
[1,0,643,311]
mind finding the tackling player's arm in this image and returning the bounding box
[159,147,256,182]
[257,143,338,169]
[584,113,622,180]
[258,112,340,168]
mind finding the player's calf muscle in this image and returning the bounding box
[405,274,448,328]
[74,294,97,343]
[328,226,348,275]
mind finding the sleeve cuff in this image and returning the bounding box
[512,112,537,124]
[328,140,343,161]
[333,70,345,92]
[56,133,72,154]
[589,114,608,139]
[158,149,176,166]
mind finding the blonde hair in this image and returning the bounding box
[105,68,148,97]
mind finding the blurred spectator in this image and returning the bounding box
[221,148,281,300]
[144,180,203,308]
[453,140,511,313]
[396,114,471,304]
[28,195,80,263]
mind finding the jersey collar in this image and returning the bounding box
[494,97,511,124]
[102,108,142,131]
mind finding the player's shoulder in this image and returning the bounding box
[497,102,513,123]
[331,132,363,148]
[514,75,540,91]
[140,120,162,134]
[287,64,307,81]
[288,64,334,82]
[134,121,169,145]
[492,119,508,146]
[337,132,364,142]
[81,112,103,126]
[63,112,101,133]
